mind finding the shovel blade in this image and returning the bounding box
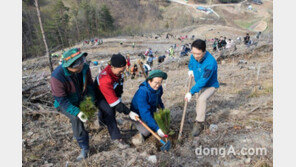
[160,140,171,152]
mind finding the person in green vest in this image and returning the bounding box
[169,46,174,58]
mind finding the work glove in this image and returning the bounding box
[185,92,192,102]
[188,70,194,78]
[77,112,88,123]
[157,129,166,138]
[114,102,130,115]
[129,111,139,121]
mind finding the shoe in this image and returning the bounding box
[76,148,89,161]
[191,121,205,137]
[76,135,90,161]
[131,133,144,146]
[112,139,130,149]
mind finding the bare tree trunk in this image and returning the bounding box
[75,18,80,40]
[34,0,53,73]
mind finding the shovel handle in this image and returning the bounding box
[135,116,162,141]
[178,76,193,140]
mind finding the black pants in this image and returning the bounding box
[96,99,121,140]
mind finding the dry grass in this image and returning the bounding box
[248,79,273,98]
[253,160,273,167]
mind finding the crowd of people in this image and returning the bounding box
[209,32,262,52]
[211,36,235,52]
[83,38,103,46]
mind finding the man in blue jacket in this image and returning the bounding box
[130,70,168,145]
[185,39,219,137]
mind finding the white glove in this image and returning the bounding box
[157,129,165,137]
[129,111,139,121]
[188,70,194,78]
[77,112,88,123]
[185,92,192,102]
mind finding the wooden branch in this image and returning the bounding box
[29,91,51,101]
[22,82,46,93]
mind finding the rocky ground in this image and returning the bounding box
[22,31,273,166]
[22,0,273,166]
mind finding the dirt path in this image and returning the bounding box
[169,0,221,18]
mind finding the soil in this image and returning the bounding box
[22,1,273,166]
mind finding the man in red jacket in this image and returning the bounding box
[93,53,139,148]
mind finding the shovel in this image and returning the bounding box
[135,116,171,152]
[178,76,193,141]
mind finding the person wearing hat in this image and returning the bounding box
[185,39,219,137]
[50,48,96,161]
[93,53,139,148]
[130,70,168,145]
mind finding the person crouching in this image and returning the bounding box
[130,70,168,145]
[93,53,139,149]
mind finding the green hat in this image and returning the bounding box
[146,70,168,81]
[62,48,88,68]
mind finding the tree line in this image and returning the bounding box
[22,0,115,59]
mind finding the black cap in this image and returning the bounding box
[110,53,126,67]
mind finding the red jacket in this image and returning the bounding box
[95,65,124,107]
[127,58,131,67]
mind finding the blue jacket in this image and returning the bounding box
[130,81,164,132]
[188,51,219,95]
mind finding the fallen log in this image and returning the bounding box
[22,82,46,93]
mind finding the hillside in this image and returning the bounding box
[22,0,273,166]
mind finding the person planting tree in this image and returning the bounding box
[185,39,219,137]
[130,70,168,145]
[50,48,96,161]
[93,53,139,149]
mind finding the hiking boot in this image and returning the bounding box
[131,133,144,146]
[112,139,130,149]
[76,148,89,161]
[191,121,205,137]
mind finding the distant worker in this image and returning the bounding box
[256,31,261,39]
[226,39,233,49]
[143,63,151,76]
[126,54,131,77]
[212,38,218,52]
[131,64,138,79]
[244,33,251,45]
[221,37,227,49]
[147,54,154,67]
[158,55,166,64]
[169,46,174,58]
